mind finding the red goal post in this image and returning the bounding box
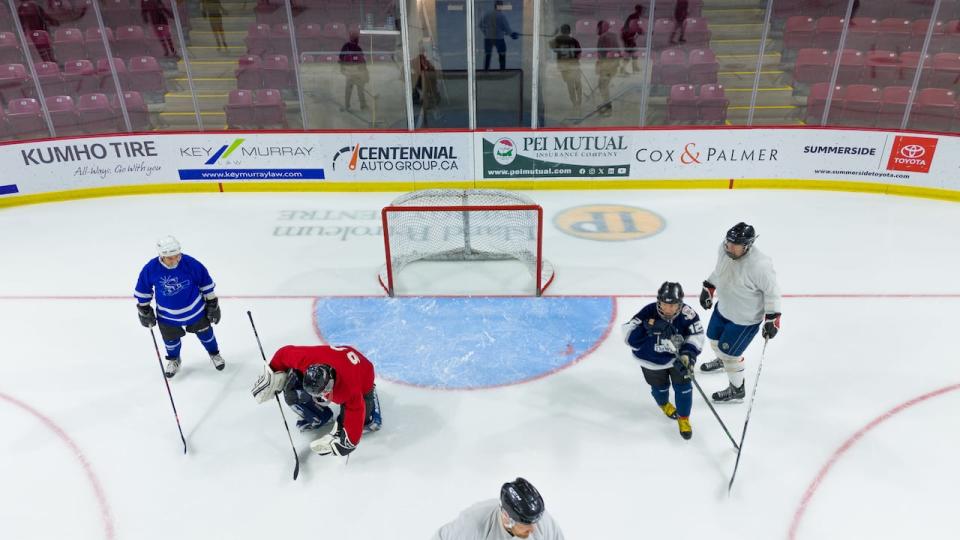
[378,189,556,297]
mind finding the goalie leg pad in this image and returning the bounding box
[363,386,382,432]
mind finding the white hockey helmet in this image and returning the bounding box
[156,235,181,257]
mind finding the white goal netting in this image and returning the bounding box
[378,189,555,296]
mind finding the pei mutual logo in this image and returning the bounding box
[886,136,937,174]
[493,138,517,165]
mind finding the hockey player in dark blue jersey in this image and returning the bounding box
[622,282,705,440]
[134,236,225,378]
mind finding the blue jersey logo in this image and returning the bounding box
[159,275,191,297]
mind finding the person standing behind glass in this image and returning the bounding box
[549,24,582,110]
[201,0,227,51]
[141,0,176,57]
[670,0,688,44]
[620,4,644,73]
[479,0,518,71]
[595,20,619,116]
[339,30,369,111]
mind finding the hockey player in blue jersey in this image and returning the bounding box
[135,236,225,378]
[622,282,704,440]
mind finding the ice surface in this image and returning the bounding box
[0,190,958,539]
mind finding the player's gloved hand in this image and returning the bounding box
[762,312,781,340]
[310,423,356,456]
[643,317,671,334]
[510,31,519,39]
[251,369,288,404]
[137,304,156,327]
[699,281,715,310]
[676,354,695,378]
[205,297,221,324]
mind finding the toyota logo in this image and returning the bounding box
[899,144,926,158]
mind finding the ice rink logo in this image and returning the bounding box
[554,204,664,241]
[493,138,517,165]
[887,136,937,173]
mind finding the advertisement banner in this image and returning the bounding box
[1,129,959,200]
[479,133,633,179]
[1,132,475,196]
[474,129,960,192]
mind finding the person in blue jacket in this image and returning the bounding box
[622,282,704,440]
[135,236,224,378]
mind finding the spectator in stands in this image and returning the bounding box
[17,0,58,34]
[141,0,177,57]
[17,0,58,61]
[478,0,518,70]
[596,20,619,116]
[412,44,440,126]
[550,24,582,110]
[339,31,369,111]
[201,0,228,51]
[670,0,688,44]
[620,4,644,73]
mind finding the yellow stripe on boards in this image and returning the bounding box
[2,179,960,210]
[0,183,219,209]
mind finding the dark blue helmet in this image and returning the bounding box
[500,478,544,525]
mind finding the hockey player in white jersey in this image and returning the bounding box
[697,222,782,402]
[431,478,565,540]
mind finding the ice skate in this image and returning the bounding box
[678,416,692,440]
[699,358,725,373]
[164,356,181,378]
[660,402,678,420]
[712,382,745,403]
[209,352,225,371]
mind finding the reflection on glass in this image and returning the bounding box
[541,1,647,127]
[299,1,405,129]
[473,0,528,127]
[401,0,468,129]
[776,0,960,130]
[0,0,955,139]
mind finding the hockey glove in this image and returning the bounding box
[699,281,715,310]
[252,369,288,404]
[310,423,356,456]
[137,304,156,327]
[205,297,221,324]
[676,354,695,379]
[762,312,781,340]
[643,317,671,335]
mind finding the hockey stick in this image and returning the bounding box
[727,337,768,494]
[148,328,187,454]
[688,369,739,451]
[248,310,300,481]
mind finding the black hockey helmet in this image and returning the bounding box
[500,478,544,525]
[657,281,684,304]
[725,222,757,247]
[303,364,335,397]
[656,282,684,318]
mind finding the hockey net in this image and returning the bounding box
[378,189,555,296]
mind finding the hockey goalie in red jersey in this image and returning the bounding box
[251,345,382,457]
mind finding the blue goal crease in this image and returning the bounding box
[314,296,615,389]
